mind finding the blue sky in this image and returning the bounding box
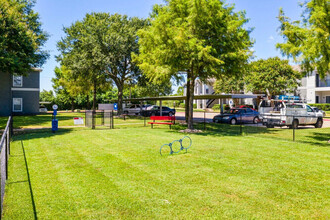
[35,0,301,92]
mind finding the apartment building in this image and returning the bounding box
[0,69,41,116]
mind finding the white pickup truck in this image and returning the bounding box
[259,101,323,128]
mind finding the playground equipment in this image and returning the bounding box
[160,136,192,156]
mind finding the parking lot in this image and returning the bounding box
[175,111,330,128]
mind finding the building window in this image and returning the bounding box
[13,76,23,87]
[13,98,23,112]
[316,96,319,103]
[326,96,330,103]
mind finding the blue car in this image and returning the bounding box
[213,108,260,125]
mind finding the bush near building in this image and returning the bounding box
[309,103,330,111]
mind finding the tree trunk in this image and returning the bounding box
[117,83,123,115]
[187,78,195,130]
[92,80,97,129]
[233,98,239,107]
[86,94,90,110]
[185,80,190,123]
[71,98,74,112]
[92,81,97,111]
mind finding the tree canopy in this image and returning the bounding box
[277,0,329,78]
[57,13,147,114]
[135,0,253,129]
[213,75,245,94]
[0,0,48,75]
[246,57,301,97]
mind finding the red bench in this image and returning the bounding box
[148,116,175,129]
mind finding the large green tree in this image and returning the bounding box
[52,66,111,112]
[135,0,253,129]
[277,0,329,78]
[246,57,301,97]
[40,90,55,103]
[57,13,147,114]
[213,76,245,94]
[0,0,48,75]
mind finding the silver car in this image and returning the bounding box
[123,104,144,115]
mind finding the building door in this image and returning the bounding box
[326,96,330,103]
[316,96,319,103]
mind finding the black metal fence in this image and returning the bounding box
[191,112,324,142]
[0,116,13,215]
[84,110,326,143]
[85,110,114,129]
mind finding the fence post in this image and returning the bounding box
[240,113,242,135]
[92,110,95,129]
[144,115,146,127]
[204,111,206,130]
[7,126,10,155]
[5,135,8,180]
[101,111,104,126]
[293,115,295,142]
[112,110,114,129]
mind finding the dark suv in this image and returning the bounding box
[141,106,176,117]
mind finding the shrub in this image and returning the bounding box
[212,104,230,111]
[212,104,220,110]
[193,103,197,109]
[308,103,330,111]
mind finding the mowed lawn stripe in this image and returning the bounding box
[29,130,147,219]
[3,127,330,219]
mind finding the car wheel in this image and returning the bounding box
[253,116,259,124]
[230,118,237,125]
[266,124,274,128]
[315,118,323,128]
[214,119,219,123]
[151,112,156,116]
[123,111,128,114]
[292,119,299,129]
[168,112,173,116]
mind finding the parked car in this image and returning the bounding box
[259,101,323,128]
[213,108,260,125]
[39,105,48,113]
[238,105,257,111]
[141,106,176,117]
[123,104,144,115]
[311,107,326,117]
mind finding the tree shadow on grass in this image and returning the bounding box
[167,123,330,147]
[11,113,85,128]
[169,122,278,137]
[13,128,75,142]
[304,132,330,147]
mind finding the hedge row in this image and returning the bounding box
[308,103,330,111]
[212,104,230,111]
[178,103,197,108]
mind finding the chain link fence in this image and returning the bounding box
[0,116,13,215]
[85,110,114,129]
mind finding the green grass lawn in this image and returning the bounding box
[325,111,330,118]
[0,112,146,130]
[3,124,329,219]
[0,112,86,129]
